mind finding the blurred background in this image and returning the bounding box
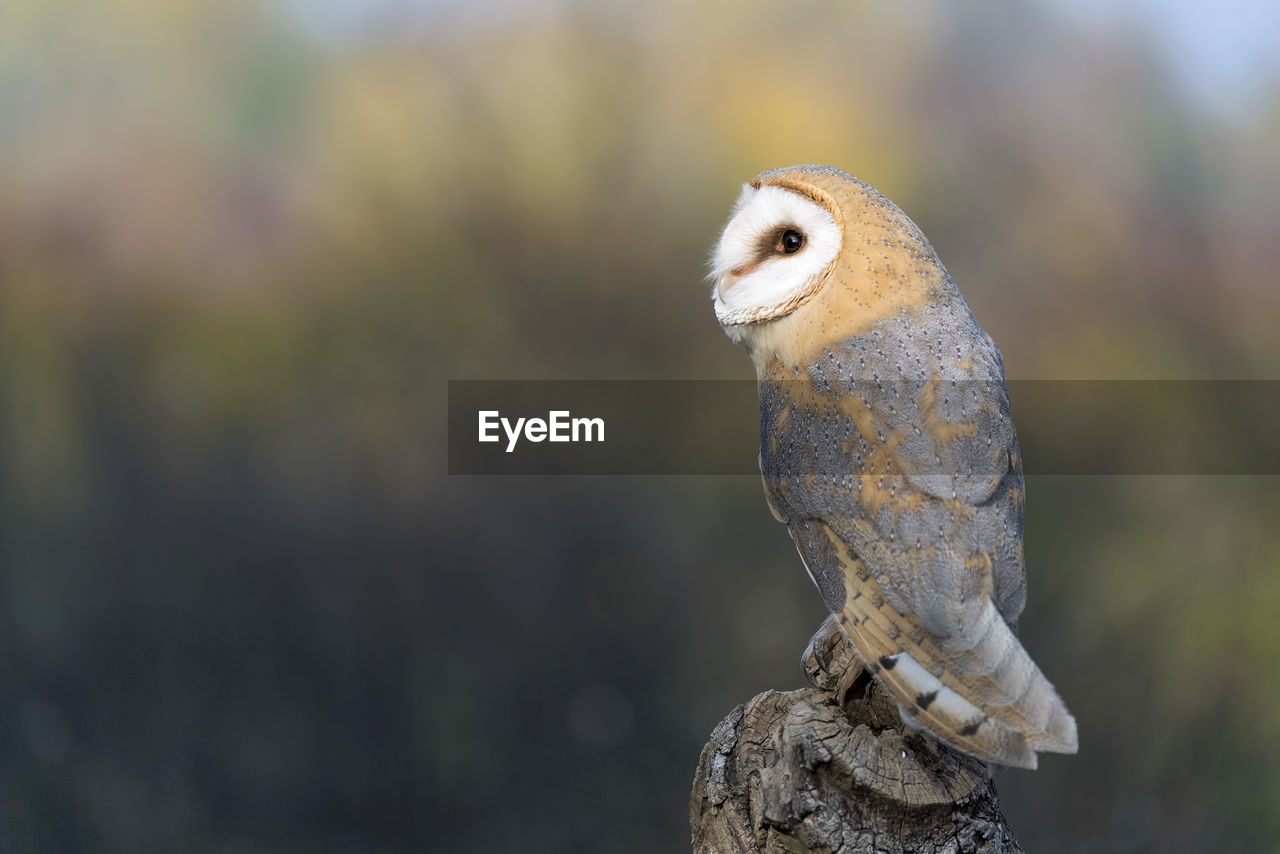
[2,1,1278,851]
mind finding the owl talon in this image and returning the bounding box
[802,613,861,694]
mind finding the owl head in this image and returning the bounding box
[710,165,952,373]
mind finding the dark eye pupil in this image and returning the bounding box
[781,229,804,254]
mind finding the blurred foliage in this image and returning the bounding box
[1,0,1278,851]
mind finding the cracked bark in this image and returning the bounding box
[689,617,1024,853]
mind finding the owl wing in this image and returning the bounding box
[761,361,1076,769]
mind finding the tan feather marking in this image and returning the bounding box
[855,435,904,516]
[771,366,829,413]
[918,377,978,447]
[1006,482,1025,512]
[763,366,822,454]
[964,553,996,597]
[836,393,879,444]
[942,497,977,521]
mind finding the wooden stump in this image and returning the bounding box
[690,617,1024,853]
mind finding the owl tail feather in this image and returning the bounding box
[837,593,1078,770]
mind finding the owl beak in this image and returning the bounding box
[717,263,755,297]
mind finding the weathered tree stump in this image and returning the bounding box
[690,617,1024,853]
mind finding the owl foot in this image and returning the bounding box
[802,613,866,704]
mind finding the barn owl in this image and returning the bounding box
[710,164,1077,770]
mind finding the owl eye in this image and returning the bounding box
[779,229,805,254]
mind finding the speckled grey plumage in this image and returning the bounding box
[759,290,1027,639]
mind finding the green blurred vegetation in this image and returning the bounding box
[1,1,1278,851]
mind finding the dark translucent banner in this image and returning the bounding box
[447,380,1280,475]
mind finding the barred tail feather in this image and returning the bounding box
[794,521,1077,768]
[838,609,1040,769]
[838,593,1077,767]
